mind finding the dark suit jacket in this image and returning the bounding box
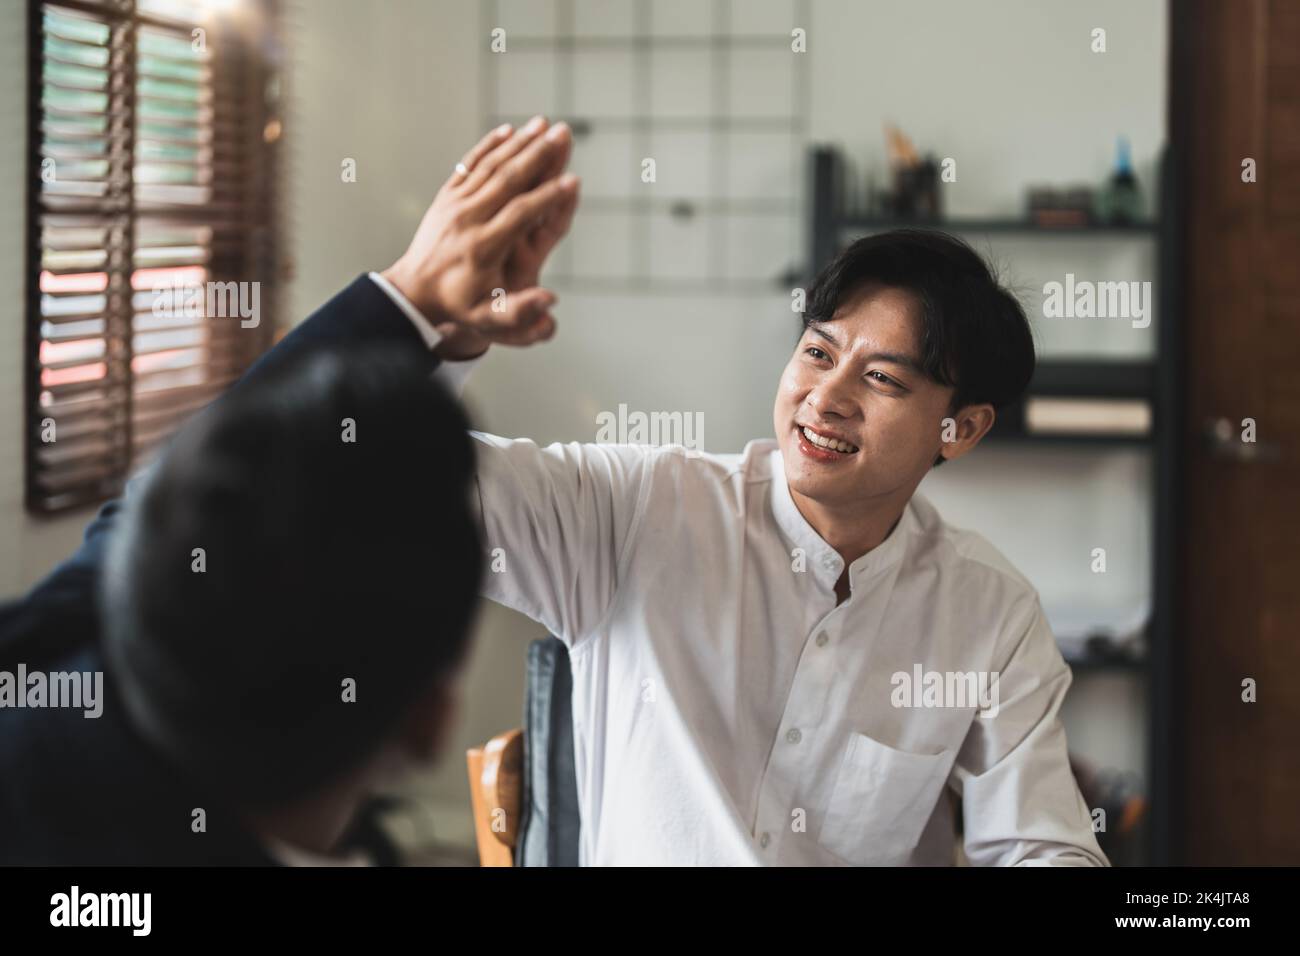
[0,274,437,865]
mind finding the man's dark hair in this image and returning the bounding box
[803,229,1036,415]
[101,346,482,808]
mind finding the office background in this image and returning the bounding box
[0,0,1172,860]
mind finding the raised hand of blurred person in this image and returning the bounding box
[380,117,580,360]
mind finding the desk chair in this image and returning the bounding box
[467,637,580,866]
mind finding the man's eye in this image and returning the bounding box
[867,371,897,386]
[804,346,828,361]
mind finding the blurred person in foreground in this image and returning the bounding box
[0,119,577,864]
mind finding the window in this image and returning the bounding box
[27,0,281,513]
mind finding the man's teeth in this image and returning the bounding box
[801,426,858,454]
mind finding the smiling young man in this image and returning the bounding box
[775,233,1026,607]
[376,156,1106,862]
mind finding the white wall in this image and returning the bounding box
[809,0,1166,221]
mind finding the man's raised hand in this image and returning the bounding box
[380,117,580,358]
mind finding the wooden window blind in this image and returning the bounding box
[26,0,280,513]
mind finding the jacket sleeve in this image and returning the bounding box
[0,275,437,663]
[0,497,122,667]
[240,273,439,383]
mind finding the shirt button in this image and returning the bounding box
[815,631,829,647]
[760,832,771,848]
[786,728,802,744]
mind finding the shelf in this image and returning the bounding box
[576,197,799,215]
[1065,653,1147,674]
[837,217,1159,236]
[984,430,1151,448]
[504,36,793,50]
[1029,359,1156,399]
[983,360,1156,446]
[489,115,803,133]
[547,275,786,295]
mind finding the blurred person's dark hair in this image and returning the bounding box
[100,345,482,810]
[802,229,1036,421]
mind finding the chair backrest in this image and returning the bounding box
[466,636,580,866]
[466,729,522,867]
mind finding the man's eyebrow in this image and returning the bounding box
[866,351,925,377]
[809,324,840,348]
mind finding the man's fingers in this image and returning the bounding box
[441,124,512,194]
[466,122,572,222]
[450,123,513,182]
[529,177,580,259]
[459,115,549,196]
[528,120,573,193]
[522,313,557,344]
[475,174,579,264]
[465,287,557,345]
[492,311,556,346]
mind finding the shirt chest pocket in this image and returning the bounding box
[817,732,957,866]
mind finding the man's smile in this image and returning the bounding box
[794,423,860,460]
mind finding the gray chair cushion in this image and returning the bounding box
[516,637,581,866]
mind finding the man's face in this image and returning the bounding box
[772,282,956,509]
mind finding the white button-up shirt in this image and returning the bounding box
[374,276,1108,867]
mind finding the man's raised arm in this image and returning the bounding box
[1,118,580,663]
[372,123,654,648]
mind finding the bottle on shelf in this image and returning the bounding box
[1098,136,1143,225]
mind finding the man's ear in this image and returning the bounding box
[397,678,458,766]
[938,403,996,464]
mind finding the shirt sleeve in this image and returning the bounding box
[470,433,655,649]
[366,272,484,395]
[950,594,1111,866]
[364,271,652,642]
[367,271,442,350]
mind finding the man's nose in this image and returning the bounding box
[811,387,852,421]
[805,375,856,420]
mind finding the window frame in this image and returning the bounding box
[25,0,282,515]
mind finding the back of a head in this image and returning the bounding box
[101,346,482,808]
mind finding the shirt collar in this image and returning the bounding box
[767,448,915,591]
